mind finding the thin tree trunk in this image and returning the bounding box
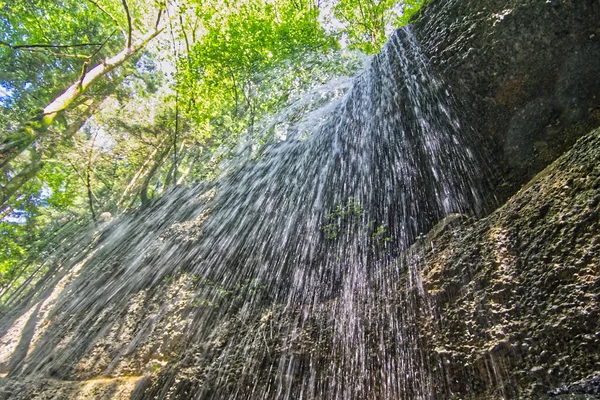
[173,91,179,185]
[140,147,169,206]
[164,161,175,188]
[0,26,164,169]
[86,130,98,221]
[165,139,186,187]
[0,97,105,211]
[166,12,180,187]
[116,136,169,210]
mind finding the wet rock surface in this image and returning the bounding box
[415,127,600,398]
[549,373,600,398]
[414,0,600,201]
[0,376,144,400]
[1,128,597,399]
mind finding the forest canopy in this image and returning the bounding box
[0,0,424,302]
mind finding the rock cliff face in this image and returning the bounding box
[0,0,599,399]
[1,128,598,399]
[414,0,600,201]
[414,126,600,398]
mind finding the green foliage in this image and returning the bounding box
[322,197,392,250]
[0,222,27,285]
[397,0,426,26]
[333,0,426,54]
[333,0,397,54]
[0,0,123,117]
[196,1,332,73]
[37,162,80,210]
[180,0,338,144]
[322,197,365,239]
[0,0,417,303]
[370,222,392,246]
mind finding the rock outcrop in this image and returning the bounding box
[414,126,600,398]
[414,0,600,201]
[1,126,598,399]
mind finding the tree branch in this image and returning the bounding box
[79,30,117,88]
[0,26,164,169]
[121,0,133,48]
[0,42,90,59]
[86,0,128,41]
[155,7,164,30]
[0,41,104,49]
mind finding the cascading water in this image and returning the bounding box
[0,28,489,399]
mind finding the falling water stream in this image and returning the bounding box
[0,28,489,399]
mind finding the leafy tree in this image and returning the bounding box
[171,0,344,177]
[0,0,166,169]
[333,0,425,54]
[0,0,167,302]
[0,0,422,303]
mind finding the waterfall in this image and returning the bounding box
[0,28,488,399]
